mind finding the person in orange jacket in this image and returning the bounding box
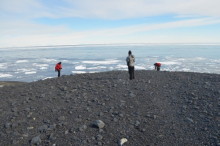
[154,62,161,71]
[55,62,62,77]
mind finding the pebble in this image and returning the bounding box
[129,93,136,98]
[97,142,102,145]
[113,118,118,122]
[27,127,34,130]
[64,130,69,134]
[96,134,103,140]
[38,125,48,133]
[135,121,140,128]
[31,136,41,145]
[58,116,65,121]
[185,117,194,123]
[118,138,128,146]
[11,107,17,112]
[78,125,87,132]
[94,120,105,129]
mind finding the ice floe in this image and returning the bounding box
[71,71,86,74]
[42,59,57,62]
[32,63,49,70]
[75,65,86,70]
[42,77,53,80]
[16,60,29,63]
[0,63,7,69]
[0,73,13,78]
[135,66,146,70]
[160,61,181,65]
[25,72,36,74]
[87,66,106,70]
[82,60,119,65]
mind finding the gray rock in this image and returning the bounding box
[40,94,45,98]
[119,114,124,117]
[72,136,77,140]
[78,125,87,132]
[61,86,67,91]
[94,120,105,129]
[31,136,41,145]
[96,134,103,140]
[135,121,140,128]
[11,123,18,129]
[58,116,65,121]
[64,130,69,134]
[38,125,48,133]
[25,107,30,112]
[97,142,102,145]
[5,123,10,128]
[129,93,136,98]
[185,117,194,123]
[12,139,19,145]
[118,138,128,146]
[11,107,17,112]
[113,118,118,122]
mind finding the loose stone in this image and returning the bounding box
[118,138,128,146]
[31,136,41,145]
[94,120,105,129]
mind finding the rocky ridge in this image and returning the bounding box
[0,70,219,145]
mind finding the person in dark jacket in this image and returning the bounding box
[154,62,161,71]
[126,50,135,80]
[55,62,62,77]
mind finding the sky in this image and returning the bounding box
[1,0,220,47]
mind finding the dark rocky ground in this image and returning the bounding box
[0,70,219,146]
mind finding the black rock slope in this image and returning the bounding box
[0,70,219,146]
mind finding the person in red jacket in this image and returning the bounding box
[55,62,62,77]
[154,62,161,71]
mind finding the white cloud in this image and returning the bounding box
[1,17,220,47]
[1,0,220,47]
[87,17,220,36]
[55,0,220,19]
[0,0,46,18]
[1,0,220,19]
[0,20,69,36]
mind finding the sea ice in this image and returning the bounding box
[0,73,13,78]
[75,65,86,70]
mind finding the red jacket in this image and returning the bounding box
[55,63,62,71]
[156,63,161,67]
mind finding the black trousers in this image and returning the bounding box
[58,70,60,77]
[128,66,135,80]
[157,67,160,71]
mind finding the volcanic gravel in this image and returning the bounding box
[0,70,219,146]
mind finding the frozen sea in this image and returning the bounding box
[0,44,220,82]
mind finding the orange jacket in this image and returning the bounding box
[55,63,62,71]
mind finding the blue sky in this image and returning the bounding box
[0,0,220,47]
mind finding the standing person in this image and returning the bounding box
[126,50,135,80]
[55,62,62,77]
[154,62,161,71]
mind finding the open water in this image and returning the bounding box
[0,44,219,82]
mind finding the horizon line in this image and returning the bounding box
[1,43,220,49]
